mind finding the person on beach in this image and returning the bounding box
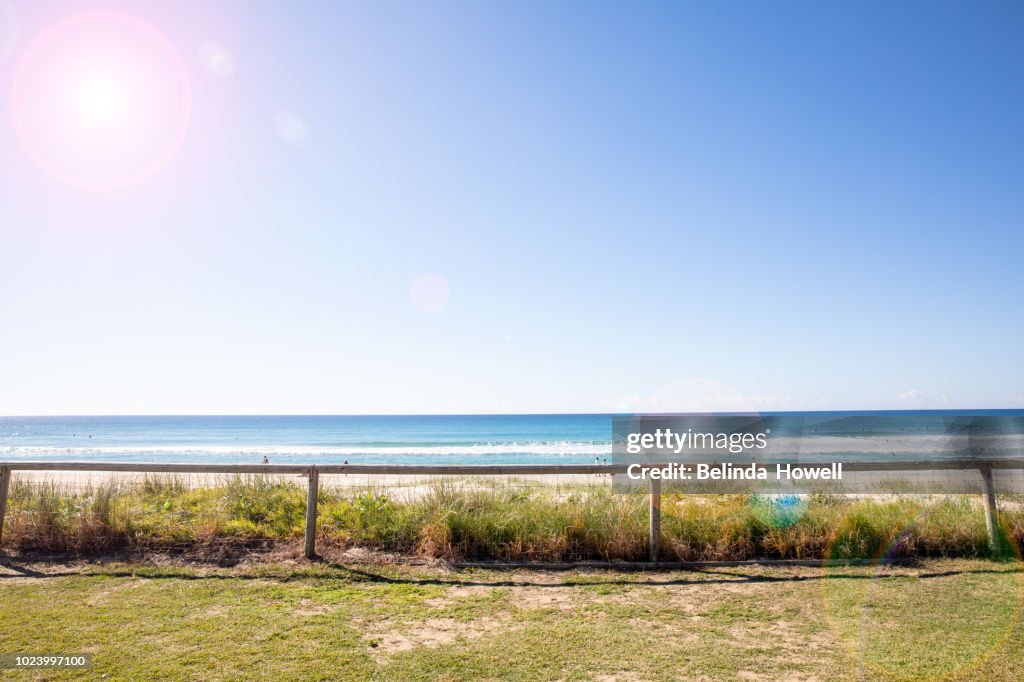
[262,456,269,464]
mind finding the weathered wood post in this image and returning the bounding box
[980,465,999,552]
[0,466,10,545]
[649,477,661,562]
[304,466,319,559]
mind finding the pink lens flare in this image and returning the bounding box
[11,11,191,191]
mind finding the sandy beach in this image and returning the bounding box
[8,469,614,501]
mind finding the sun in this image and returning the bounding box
[11,11,190,191]
[76,71,132,128]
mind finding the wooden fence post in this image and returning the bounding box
[649,477,661,562]
[980,465,999,552]
[0,466,10,546]
[304,467,319,559]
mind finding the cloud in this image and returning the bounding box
[895,389,951,407]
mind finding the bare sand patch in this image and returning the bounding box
[191,605,229,619]
[365,616,511,662]
[84,578,143,605]
[726,620,837,666]
[293,597,343,617]
[515,586,576,610]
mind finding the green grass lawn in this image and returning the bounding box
[2,558,1022,681]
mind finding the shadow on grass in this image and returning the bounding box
[2,553,1021,589]
[325,561,1024,589]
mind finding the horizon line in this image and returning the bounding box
[2,408,1024,419]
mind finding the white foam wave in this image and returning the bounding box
[0,441,611,458]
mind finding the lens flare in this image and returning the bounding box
[820,501,1024,679]
[749,494,807,529]
[11,11,190,190]
[198,40,234,77]
[0,1,18,65]
[274,110,311,147]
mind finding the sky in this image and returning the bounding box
[0,0,1022,415]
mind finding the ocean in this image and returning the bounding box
[1,411,1023,467]
[0,414,612,466]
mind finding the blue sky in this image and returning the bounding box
[0,1,1022,415]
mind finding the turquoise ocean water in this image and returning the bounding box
[0,415,612,466]
[1,412,1023,466]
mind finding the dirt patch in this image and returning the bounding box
[84,578,143,605]
[365,616,510,662]
[666,587,706,613]
[626,617,697,640]
[726,621,836,666]
[190,605,230,619]
[515,586,576,610]
[293,597,343,617]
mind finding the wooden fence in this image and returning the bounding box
[0,460,1021,560]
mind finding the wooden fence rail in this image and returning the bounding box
[0,460,1021,559]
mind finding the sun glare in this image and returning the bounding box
[76,72,131,128]
[11,11,190,190]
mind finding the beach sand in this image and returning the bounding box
[9,470,614,500]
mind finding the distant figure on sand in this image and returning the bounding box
[262,456,269,464]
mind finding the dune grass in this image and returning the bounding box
[2,475,1022,561]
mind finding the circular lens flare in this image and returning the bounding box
[11,11,190,190]
[819,501,1024,680]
